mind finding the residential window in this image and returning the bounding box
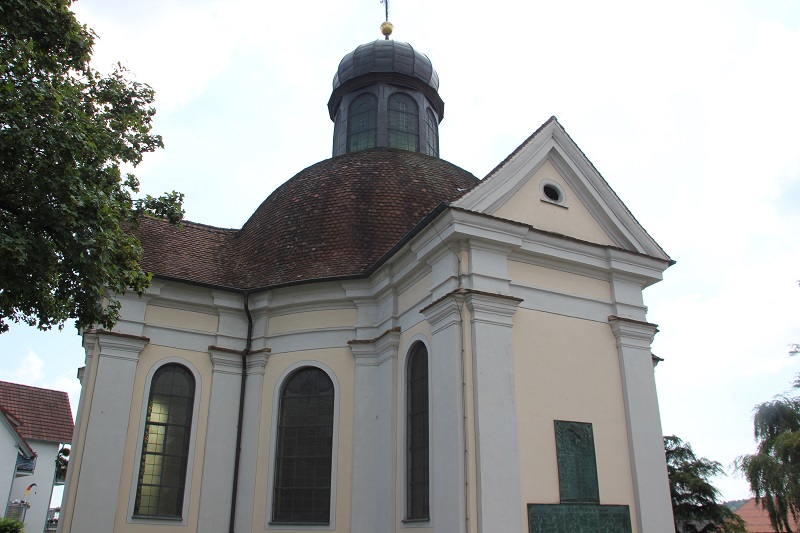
[272,367,335,524]
[347,93,377,152]
[134,364,195,518]
[388,93,419,152]
[406,342,429,520]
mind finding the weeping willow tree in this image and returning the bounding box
[736,347,800,533]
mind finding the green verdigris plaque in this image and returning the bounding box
[528,504,632,533]
[555,421,599,503]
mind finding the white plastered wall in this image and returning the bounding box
[8,439,59,533]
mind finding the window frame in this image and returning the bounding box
[127,358,202,526]
[266,362,340,530]
[402,338,431,525]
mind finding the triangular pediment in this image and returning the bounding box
[454,117,670,261]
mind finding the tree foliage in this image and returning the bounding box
[0,518,24,533]
[665,435,747,533]
[0,0,183,333]
[736,394,800,532]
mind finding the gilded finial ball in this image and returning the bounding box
[380,21,394,37]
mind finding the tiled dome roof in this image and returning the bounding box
[138,148,479,290]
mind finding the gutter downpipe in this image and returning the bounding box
[229,290,253,533]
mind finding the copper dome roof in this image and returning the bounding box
[332,40,439,91]
[138,148,479,290]
[328,40,445,120]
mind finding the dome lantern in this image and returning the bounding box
[328,34,444,158]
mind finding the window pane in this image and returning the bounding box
[388,93,419,152]
[347,94,377,153]
[406,343,429,520]
[425,108,439,156]
[273,367,334,524]
[134,365,195,518]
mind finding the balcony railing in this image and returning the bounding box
[15,453,36,475]
[45,507,60,531]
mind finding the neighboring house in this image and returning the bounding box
[60,34,676,533]
[0,381,73,533]
[735,498,800,533]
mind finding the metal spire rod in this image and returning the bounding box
[380,0,389,22]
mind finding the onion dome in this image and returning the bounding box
[330,40,440,105]
[328,38,444,157]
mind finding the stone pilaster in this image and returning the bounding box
[234,350,270,533]
[609,316,674,533]
[197,348,245,533]
[464,291,523,533]
[348,328,400,533]
[421,295,467,533]
[69,331,147,533]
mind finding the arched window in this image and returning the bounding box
[134,364,195,518]
[388,93,419,152]
[347,93,377,153]
[406,342,429,520]
[272,367,335,524]
[425,108,439,157]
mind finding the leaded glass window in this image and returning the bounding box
[388,93,419,152]
[134,364,195,518]
[425,108,439,157]
[347,93,377,153]
[406,343,429,520]
[272,367,335,524]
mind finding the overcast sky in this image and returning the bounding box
[2,0,799,502]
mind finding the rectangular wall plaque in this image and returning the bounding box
[554,420,599,503]
[528,504,632,533]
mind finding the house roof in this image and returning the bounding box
[137,147,479,290]
[735,498,800,533]
[0,381,73,444]
[0,406,35,458]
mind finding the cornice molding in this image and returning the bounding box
[464,290,523,328]
[348,327,401,366]
[208,348,243,376]
[608,315,659,350]
[95,330,148,362]
[246,352,270,376]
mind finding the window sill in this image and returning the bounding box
[401,517,431,528]
[269,521,330,526]
[128,514,186,526]
[131,514,182,521]
[540,199,568,209]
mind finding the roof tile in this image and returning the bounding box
[138,148,479,290]
[0,381,73,444]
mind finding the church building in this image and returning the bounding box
[59,24,676,533]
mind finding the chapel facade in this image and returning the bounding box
[58,27,675,533]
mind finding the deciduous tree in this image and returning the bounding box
[0,0,183,333]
